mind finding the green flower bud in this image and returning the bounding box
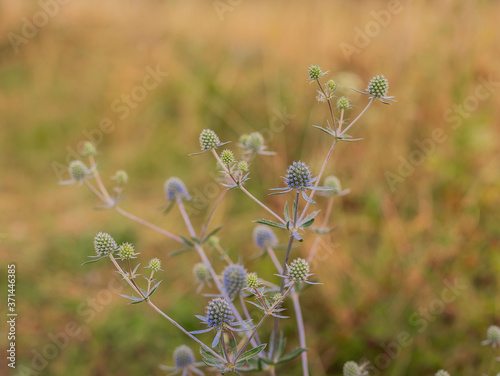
[324,175,341,194]
[367,75,389,98]
[435,371,450,376]
[207,236,219,247]
[337,96,351,111]
[113,170,128,184]
[199,129,220,151]
[343,361,363,376]
[272,293,282,302]
[239,134,249,147]
[246,273,259,289]
[69,160,88,182]
[148,258,162,272]
[193,263,211,283]
[220,149,235,165]
[326,79,337,91]
[308,64,323,80]
[238,161,249,171]
[246,132,264,153]
[487,325,500,347]
[118,242,136,260]
[81,141,97,157]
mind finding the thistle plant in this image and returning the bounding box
[60,64,395,375]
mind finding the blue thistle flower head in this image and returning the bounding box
[173,345,195,368]
[164,177,190,201]
[253,225,278,249]
[222,264,246,299]
[270,161,321,203]
[285,161,314,191]
[205,297,235,328]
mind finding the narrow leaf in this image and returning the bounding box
[254,219,286,229]
[277,348,308,364]
[238,344,267,362]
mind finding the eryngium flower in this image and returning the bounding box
[253,225,278,249]
[118,242,136,260]
[173,345,195,368]
[246,273,259,289]
[337,96,351,111]
[159,345,205,376]
[69,160,89,182]
[81,141,97,157]
[367,75,389,98]
[205,298,234,328]
[435,371,450,376]
[148,258,162,272]
[238,161,249,171]
[199,129,220,151]
[164,177,190,201]
[288,258,310,283]
[308,64,323,81]
[220,149,235,165]
[343,361,367,376]
[246,132,264,153]
[193,263,210,283]
[223,264,246,298]
[285,161,314,191]
[482,325,500,348]
[192,297,253,347]
[94,232,117,256]
[113,170,128,184]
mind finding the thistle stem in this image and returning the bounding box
[107,254,225,362]
[239,294,262,345]
[315,79,336,132]
[340,98,374,137]
[201,188,229,240]
[211,149,285,225]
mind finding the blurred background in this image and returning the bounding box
[1,0,500,375]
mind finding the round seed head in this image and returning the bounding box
[118,242,136,260]
[199,129,220,151]
[285,161,314,191]
[81,141,97,157]
[193,263,211,283]
[337,96,351,111]
[205,297,234,328]
[308,64,323,80]
[222,264,246,298]
[323,175,342,196]
[246,273,259,289]
[94,232,118,256]
[148,258,162,272]
[220,149,235,165]
[487,325,500,347]
[253,225,278,249]
[113,170,128,184]
[246,132,264,152]
[343,361,362,376]
[435,371,450,376]
[238,161,249,171]
[239,134,249,147]
[288,258,310,283]
[164,177,189,201]
[367,75,389,98]
[69,160,88,182]
[173,345,195,368]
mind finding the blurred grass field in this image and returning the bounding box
[1,0,500,375]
